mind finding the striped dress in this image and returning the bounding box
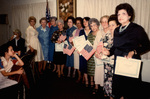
[87,33,96,76]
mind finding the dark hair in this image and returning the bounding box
[28,16,36,23]
[75,17,83,27]
[50,16,57,21]
[0,42,12,56]
[39,17,47,24]
[108,14,120,25]
[115,3,135,22]
[83,17,90,21]
[67,16,75,24]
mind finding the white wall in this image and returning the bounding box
[0,0,57,45]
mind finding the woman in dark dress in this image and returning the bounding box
[52,19,67,77]
[79,17,92,86]
[103,3,150,99]
[66,16,77,77]
[48,16,59,71]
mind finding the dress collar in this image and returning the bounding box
[41,26,47,32]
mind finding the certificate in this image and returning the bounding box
[115,56,141,78]
[55,43,64,52]
[73,35,86,52]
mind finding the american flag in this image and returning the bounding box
[67,44,75,56]
[63,44,68,54]
[80,44,96,60]
[46,0,51,28]
[96,41,103,54]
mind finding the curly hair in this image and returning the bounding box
[89,18,100,27]
[108,14,120,25]
[67,16,75,24]
[28,16,36,23]
[75,17,83,27]
[115,3,135,22]
[39,17,47,24]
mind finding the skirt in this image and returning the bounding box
[53,52,66,65]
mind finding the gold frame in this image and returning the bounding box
[57,0,76,21]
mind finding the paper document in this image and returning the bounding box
[115,56,141,78]
[73,35,86,52]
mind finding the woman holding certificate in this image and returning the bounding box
[72,17,83,82]
[87,18,101,93]
[66,16,77,77]
[52,19,67,77]
[103,15,119,99]
[102,3,150,99]
[79,17,92,87]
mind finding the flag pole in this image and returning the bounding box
[46,0,51,28]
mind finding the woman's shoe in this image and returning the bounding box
[61,73,64,77]
[92,89,98,94]
[76,77,81,83]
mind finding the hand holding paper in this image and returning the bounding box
[115,56,141,78]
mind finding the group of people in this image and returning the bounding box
[0,3,150,99]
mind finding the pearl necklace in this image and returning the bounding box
[119,22,130,32]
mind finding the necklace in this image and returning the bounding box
[119,22,130,32]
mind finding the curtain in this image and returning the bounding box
[11,1,56,38]
[77,0,150,59]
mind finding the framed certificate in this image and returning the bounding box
[115,56,141,78]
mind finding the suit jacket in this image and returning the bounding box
[10,37,26,56]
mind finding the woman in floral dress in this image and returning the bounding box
[102,15,119,99]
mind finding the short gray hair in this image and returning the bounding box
[89,18,100,27]
[13,29,21,37]
[56,19,64,25]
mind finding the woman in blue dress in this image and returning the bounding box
[79,17,92,86]
[66,16,77,77]
[37,17,50,71]
[48,16,58,71]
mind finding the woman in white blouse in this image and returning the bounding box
[25,16,44,73]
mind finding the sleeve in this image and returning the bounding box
[20,39,26,54]
[12,57,18,65]
[25,28,31,47]
[135,27,150,55]
[109,45,115,57]
[0,59,4,71]
[72,29,76,37]
[93,30,102,49]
